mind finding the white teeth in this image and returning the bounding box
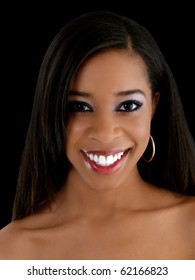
[94,155,98,163]
[107,155,114,165]
[89,154,93,161]
[85,151,125,166]
[99,155,106,166]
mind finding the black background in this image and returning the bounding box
[1,2,194,229]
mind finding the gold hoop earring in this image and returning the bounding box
[142,135,155,162]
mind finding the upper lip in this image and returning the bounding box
[82,148,128,156]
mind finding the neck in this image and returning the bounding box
[55,167,149,218]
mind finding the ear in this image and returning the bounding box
[151,92,160,119]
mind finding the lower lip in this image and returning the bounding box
[81,150,129,175]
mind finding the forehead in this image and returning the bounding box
[71,50,150,93]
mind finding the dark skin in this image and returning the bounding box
[0,50,195,259]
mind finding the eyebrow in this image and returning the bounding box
[116,89,145,97]
[69,89,145,97]
[69,90,91,97]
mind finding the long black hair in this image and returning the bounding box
[12,11,195,220]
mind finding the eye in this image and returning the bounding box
[116,100,142,112]
[68,101,93,112]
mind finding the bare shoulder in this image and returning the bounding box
[175,195,195,250]
[142,190,195,259]
[180,195,195,223]
[183,194,195,207]
[0,217,39,260]
[0,207,59,259]
[178,195,195,219]
[148,187,195,254]
[165,194,195,227]
[0,221,23,259]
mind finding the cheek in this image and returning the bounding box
[124,113,151,151]
[137,123,151,149]
[138,122,152,159]
[66,117,89,155]
[125,110,151,134]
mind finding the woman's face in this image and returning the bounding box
[66,50,159,190]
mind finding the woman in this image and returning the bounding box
[0,11,195,259]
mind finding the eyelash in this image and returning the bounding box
[68,100,143,113]
[116,100,142,112]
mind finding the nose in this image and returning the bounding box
[87,113,122,143]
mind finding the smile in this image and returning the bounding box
[81,149,130,174]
